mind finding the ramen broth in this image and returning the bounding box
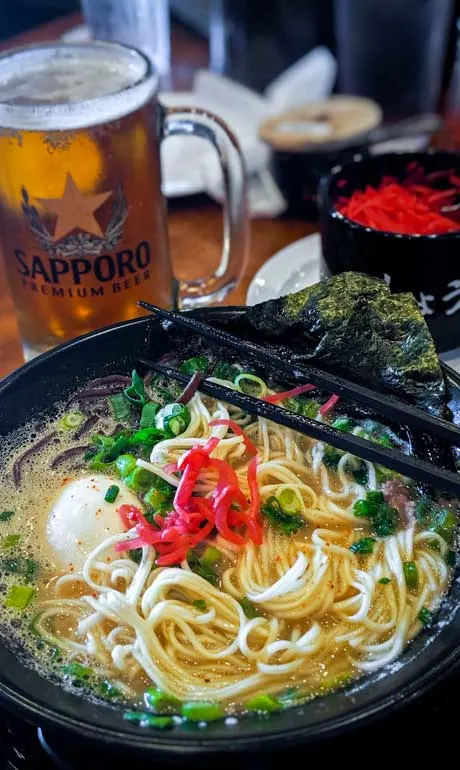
[0,368,455,723]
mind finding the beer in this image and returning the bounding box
[0,42,172,359]
[0,42,248,360]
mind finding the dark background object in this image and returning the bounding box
[334,0,454,119]
[0,0,78,39]
[209,0,334,92]
[1,312,460,764]
[319,150,460,352]
[272,144,369,219]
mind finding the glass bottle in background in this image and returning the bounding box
[334,0,454,120]
[434,18,460,150]
[81,0,171,81]
[210,0,334,93]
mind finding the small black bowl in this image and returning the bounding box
[318,151,460,353]
[272,143,370,220]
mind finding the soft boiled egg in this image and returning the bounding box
[46,474,140,571]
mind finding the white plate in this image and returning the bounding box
[246,233,321,306]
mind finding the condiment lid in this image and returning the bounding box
[259,95,382,152]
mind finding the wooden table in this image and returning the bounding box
[0,13,313,378]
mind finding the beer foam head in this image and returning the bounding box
[0,42,157,130]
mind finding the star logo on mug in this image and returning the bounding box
[21,173,128,258]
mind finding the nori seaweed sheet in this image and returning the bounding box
[247,272,446,419]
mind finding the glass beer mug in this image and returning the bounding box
[0,42,248,359]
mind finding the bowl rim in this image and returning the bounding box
[319,149,460,241]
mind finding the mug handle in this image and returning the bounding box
[162,106,249,309]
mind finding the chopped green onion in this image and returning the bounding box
[58,411,85,431]
[239,597,259,619]
[104,433,131,462]
[91,434,115,451]
[123,711,174,729]
[432,508,457,543]
[104,485,119,504]
[418,607,433,626]
[49,647,62,662]
[283,397,304,415]
[446,549,456,566]
[379,577,391,585]
[373,505,399,538]
[99,680,122,700]
[179,356,209,375]
[193,599,207,612]
[366,490,385,508]
[144,687,181,714]
[129,427,165,447]
[24,558,39,582]
[155,403,190,436]
[415,496,434,525]
[181,701,224,722]
[125,466,154,493]
[246,694,282,713]
[62,661,93,682]
[320,671,353,692]
[88,432,131,466]
[201,546,221,567]
[140,401,160,429]
[5,585,35,609]
[109,393,131,422]
[353,490,399,538]
[234,373,267,397]
[1,534,20,549]
[351,462,368,486]
[2,556,39,581]
[375,465,394,484]
[374,433,393,448]
[403,561,418,589]
[302,399,320,418]
[350,537,376,555]
[164,416,183,436]
[260,496,304,536]
[323,446,342,470]
[187,551,218,586]
[115,453,137,478]
[89,454,113,473]
[0,510,14,522]
[332,417,354,432]
[278,487,302,515]
[129,548,143,564]
[144,485,173,514]
[353,499,370,518]
[213,362,239,381]
[124,369,147,406]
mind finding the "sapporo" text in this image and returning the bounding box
[14,240,151,285]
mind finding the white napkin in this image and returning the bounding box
[160,47,337,217]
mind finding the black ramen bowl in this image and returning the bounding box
[271,143,370,220]
[1,311,460,764]
[318,151,460,353]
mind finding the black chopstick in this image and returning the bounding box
[139,300,460,449]
[139,358,460,498]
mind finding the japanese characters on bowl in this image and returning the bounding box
[319,151,460,353]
